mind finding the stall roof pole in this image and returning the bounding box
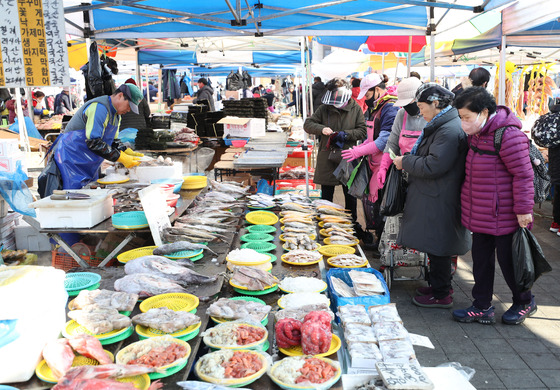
[300,36,310,199]
[406,35,412,78]
[136,50,142,86]
[145,65,150,103]
[381,53,385,74]
[15,88,30,153]
[498,35,506,106]
[158,67,162,111]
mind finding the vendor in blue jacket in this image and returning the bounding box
[39,83,145,197]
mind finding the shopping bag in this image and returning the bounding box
[511,228,543,293]
[379,164,406,216]
[347,157,370,199]
[526,228,552,281]
[333,158,356,186]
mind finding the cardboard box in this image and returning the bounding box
[0,139,20,157]
[218,117,266,138]
[0,151,26,173]
[225,90,241,100]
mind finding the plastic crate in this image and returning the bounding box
[326,268,390,318]
[51,250,115,271]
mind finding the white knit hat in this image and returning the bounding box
[394,77,423,107]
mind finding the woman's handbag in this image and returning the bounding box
[379,164,407,216]
[328,148,343,163]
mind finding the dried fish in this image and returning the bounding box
[328,254,367,267]
[284,234,319,251]
[283,250,322,264]
[154,241,217,256]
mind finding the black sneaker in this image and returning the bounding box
[452,305,496,324]
[502,297,538,325]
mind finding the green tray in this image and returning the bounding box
[247,204,275,210]
[99,326,134,345]
[267,254,277,263]
[148,357,189,379]
[246,225,277,234]
[241,242,277,253]
[67,282,100,297]
[190,253,204,262]
[240,233,275,243]
[233,285,278,296]
[164,249,203,259]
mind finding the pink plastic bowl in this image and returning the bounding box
[166,194,180,207]
[159,184,175,198]
[231,140,247,148]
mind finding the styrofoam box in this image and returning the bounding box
[29,189,113,229]
[219,117,266,138]
[0,139,20,157]
[0,266,68,383]
[128,162,182,183]
[15,221,51,251]
[342,374,380,388]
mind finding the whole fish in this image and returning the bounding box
[210,180,250,195]
[166,227,225,241]
[163,231,209,244]
[125,257,217,285]
[154,241,217,256]
[202,192,237,202]
[178,224,234,234]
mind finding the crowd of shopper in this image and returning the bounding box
[304,68,546,326]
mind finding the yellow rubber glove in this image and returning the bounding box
[42,109,50,115]
[117,151,141,168]
[124,148,144,157]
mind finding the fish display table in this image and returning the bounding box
[23,189,204,268]
[11,198,355,389]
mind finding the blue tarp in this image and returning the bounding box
[138,50,302,66]
[9,117,43,140]
[90,1,427,39]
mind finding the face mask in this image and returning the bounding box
[403,102,420,116]
[334,100,348,109]
[461,112,486,135]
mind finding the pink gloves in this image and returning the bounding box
[341,147,363,162]
[376,153,393,188]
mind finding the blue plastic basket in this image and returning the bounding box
[64,272,102,292]
[326,268,390,319]
[112,211,148,229]
[151,178,183,193]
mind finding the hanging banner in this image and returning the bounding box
[0,0,69,87]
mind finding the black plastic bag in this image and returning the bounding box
[379,164,406,216]
[525,228,552,282]
[333,158,356,185]
[347,157,370,199]
[512,228,551,292]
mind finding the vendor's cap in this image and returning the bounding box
[394,77,423,107]
[414,82,454,104]
[322,86,352,107]
[117,83,143,114]
[357,73,383,100]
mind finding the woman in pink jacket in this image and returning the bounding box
[341,74,398,241]
[453,87,536,325]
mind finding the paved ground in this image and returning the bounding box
[359,197,560,390]
[29,181,560,389]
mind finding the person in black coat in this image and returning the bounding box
[393,83,471,309]
[547,99,560,235]
[312,77,326,112]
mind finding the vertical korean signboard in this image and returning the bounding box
[0,0,70,87]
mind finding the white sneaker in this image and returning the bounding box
[550,223,560,233]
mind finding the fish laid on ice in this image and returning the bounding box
[125,256,216,285]
[154,241,217,256]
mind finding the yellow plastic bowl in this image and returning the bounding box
[116,337,191,372]
[182,175,208,190]
[139,293,199,313]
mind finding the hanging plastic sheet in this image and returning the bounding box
[0,161,36,217]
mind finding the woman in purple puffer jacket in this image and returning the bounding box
[453,87,536,326]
